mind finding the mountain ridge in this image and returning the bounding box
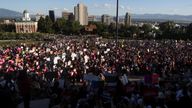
[0,8,22,18]
[0,8,192,23]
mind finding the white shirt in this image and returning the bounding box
[62,53,66,59]
[84,55,89,64]
[62,53,66,62]
[54,56,60,65]
[71,52,77,61]
[68,60,71,66]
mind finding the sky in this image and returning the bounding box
[1,0,192,16]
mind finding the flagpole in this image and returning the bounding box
[116,0,119,45]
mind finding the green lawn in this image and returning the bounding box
[0,40,41,47]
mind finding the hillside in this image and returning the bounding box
[0,8,22,18]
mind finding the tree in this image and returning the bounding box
[118,24,128,37]
[89,22,107,35]
[187,23,192,39]
[141,24,153,38]
[159,21,176,39]
[159,21,175,32]
[71,21,81,34]
[128,26,140,38]
[0,24,15,32]
[54,18,67,34]
[142,24,152,34]
[38,16,54,33]
[108,23,116,36]
[44,16,54,33]
[64,21,82,35]
[38,17,46,32]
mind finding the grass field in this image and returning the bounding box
[0,40,41,47]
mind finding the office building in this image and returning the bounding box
[74,3,88,25]
[62,12,74,21]
[49,10,55,22]
[125,12,131,27]
[101,14,111,25]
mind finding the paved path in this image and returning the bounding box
[18,98,50,108]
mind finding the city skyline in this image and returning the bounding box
[1,0,192,16]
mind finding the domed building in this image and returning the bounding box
[22,10,31,21]
[15,10,38,33]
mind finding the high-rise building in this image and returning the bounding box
[49,10,55,22]
[125,12,131,27]
[74,3,88,25]
[62,12,74,21]
[101,14,111,25]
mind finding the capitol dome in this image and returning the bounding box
[23,10,29,14]
[22,10,31,21]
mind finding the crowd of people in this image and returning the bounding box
[0,36,192,108]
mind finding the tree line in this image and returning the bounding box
[88,21,192,40]
[0,24,15,32]
[38,16,82,35]
[38,16,192,40]
[0,16,192,40]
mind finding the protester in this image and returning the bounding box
[17,70,31,108]
[0,36,191,108]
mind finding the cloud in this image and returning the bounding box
[93,4,99,8]
[93,3,115,9]
[120,5,125,10]
[105,3,116,9]
[104,3,111,8]
[138,8,146,11]
[94,3,130,11]
[54,7,58,10]
[63,8,69,11]
[172,9,180,13]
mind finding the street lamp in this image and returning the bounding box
[116,0,119,45]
